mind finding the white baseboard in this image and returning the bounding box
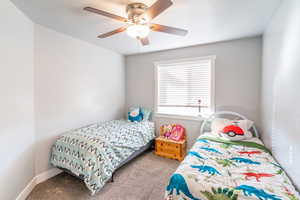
[35,168,62,184]
[16,168,62,200]
[16,178,36,200]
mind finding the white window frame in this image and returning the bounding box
[154,56,216,121]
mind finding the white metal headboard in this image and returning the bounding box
[200,111,259,138]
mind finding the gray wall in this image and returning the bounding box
[0,3,126,197]
[0,1,35,199]
[261,0,300,189]
[34,24,125,174]
[126,37,262,148]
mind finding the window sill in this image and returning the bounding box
[154,113,206,121]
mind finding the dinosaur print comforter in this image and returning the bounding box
[50,120,155,195]
[165,134,299,200]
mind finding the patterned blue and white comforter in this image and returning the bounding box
[50,120,155,194]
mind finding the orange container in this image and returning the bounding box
[154,136,186,161]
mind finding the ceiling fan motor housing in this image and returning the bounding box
[84,0,188,46]
[126,3,148,23]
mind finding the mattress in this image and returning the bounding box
[50,119,155,194]
[165,134,300,200]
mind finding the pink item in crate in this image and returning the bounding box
[160,124,174,138]
[165,131,172,138]
[169,124,185,141]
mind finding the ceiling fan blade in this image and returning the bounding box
[144,0,173,20]
[139,37,150,46]
[151,23,188,36]
[84,7,128,22]
[98,27,127,38]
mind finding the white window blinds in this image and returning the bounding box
[155,57,215,116]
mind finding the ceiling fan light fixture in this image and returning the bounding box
[85,0,188,46]
[126,24,150,38]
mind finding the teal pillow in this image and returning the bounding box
[141,107,152,121]
[128,107,143,122]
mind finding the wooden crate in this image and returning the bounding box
[154,136,186,161]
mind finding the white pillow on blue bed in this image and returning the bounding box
[140,107,152,121]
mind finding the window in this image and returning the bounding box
[154,56,215,119]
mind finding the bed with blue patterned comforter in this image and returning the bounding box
[165,134,299,200]
[50,120,155,194]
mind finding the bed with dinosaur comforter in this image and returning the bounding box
[165,134,299,200]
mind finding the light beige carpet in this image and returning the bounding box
[27,151,179,200]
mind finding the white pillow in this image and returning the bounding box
[211,118,254,141]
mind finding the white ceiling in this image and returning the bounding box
[12,0,281,55]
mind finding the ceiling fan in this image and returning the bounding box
[84,0,188,46]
